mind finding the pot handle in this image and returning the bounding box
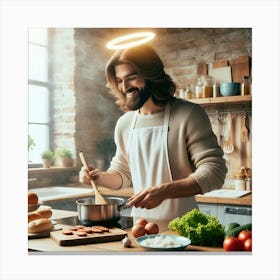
[118,203,131,211]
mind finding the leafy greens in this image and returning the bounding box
[168,208,225,247]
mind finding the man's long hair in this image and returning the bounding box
[105,44,176,111]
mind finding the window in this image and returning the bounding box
[28,28,50,165]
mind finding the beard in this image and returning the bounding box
[124,82,152,111]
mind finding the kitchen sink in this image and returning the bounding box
[31,186,94,201]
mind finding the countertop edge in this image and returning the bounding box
[32,185,252,206]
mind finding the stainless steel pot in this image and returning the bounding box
[76,197,128,225]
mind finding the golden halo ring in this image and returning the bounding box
[106,32,155,50]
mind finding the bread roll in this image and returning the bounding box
[28,218,52,233]
[37,208,52,219]
[28,208,52,223]
[28,191,38,205]
[28,212,41,223]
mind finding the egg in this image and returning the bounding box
[28,191,39,205]
[135,218,148,227]
[144,222,159,235]
[131,224,146,238]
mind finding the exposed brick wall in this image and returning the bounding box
[49,28,76,158]
[50,28,252,179]
[152,28,252,90]
[73,29,123,166]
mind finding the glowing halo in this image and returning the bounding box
[106,32,155,50]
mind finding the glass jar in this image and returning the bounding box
[202,84,213,98]
[234,173,246,191]
[241,76,250,96]
[201,75,213,98]
[178,87,185,99]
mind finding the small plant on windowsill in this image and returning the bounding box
[41,150,54,168]
[55,148,74,168]
[28,135,36,151]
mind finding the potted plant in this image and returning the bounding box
[55,148,74,167]
[41,149,54,168]
[28,135,36,151]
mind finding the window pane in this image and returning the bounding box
[29,28,47,45]
[29,85,49,123]
[29,44,48,82]
[28,124,49,164]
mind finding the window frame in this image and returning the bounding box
[28,29,53,168]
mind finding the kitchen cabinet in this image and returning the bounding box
[217,204,252,226]
[197,203,218,217]
[198,202,252,226]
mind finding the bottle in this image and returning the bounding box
[245,175,252,191]
[241,76,250,96]
[212,81,220,97]
[185,84,192,99]
[195,77,203,98]
[234,173,246,191]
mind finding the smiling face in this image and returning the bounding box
[115,63,152,111]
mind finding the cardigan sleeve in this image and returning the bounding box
[186,104,227,193]
[107,115,132,189]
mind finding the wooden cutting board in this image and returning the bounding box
[230,55,250,83]
[212,60,228,68]
[196,63,208,75]
[208,66,232,83]
[51,227,127,246]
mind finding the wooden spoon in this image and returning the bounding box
[241,113,249,143]
[79,151,107,205]
[223,112,234,154]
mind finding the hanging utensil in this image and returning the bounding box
[79,151,108,205]
[210,113,219,145]
[245,112,250,139]
[241,113,249,142]
[223,112,234,154]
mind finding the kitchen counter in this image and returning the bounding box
[28,209,225,253]
[38,185,251,207]
[196,192,252,206]
[98,187,252,206]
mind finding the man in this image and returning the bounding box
[79,44,227,227]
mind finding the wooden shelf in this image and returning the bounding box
[189,95,252,105]
[28,166,78,175]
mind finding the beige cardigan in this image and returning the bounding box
[108,97,227,194]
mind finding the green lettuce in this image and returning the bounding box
[168,208,225,247]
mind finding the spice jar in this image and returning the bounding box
[185,84,192,99]
[234,173,246,191]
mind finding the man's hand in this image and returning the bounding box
[128,185,165,209]
[79,165,101,185]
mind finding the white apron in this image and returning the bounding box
[127,103,197,229]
